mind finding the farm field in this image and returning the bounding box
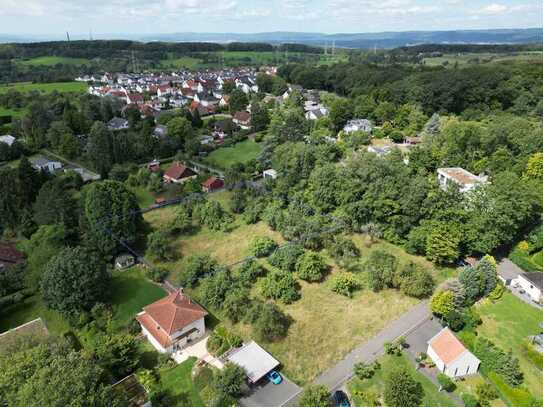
[203,139,262,169]
[475,291,543,399]
[0,81,87,94]
[17,56,91,66]
[143,191,446,384]
[423,51,543,67]
[159,56,202,70]
[348,354,457,407]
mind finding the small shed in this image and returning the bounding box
[202,177,225,193]
[263,169,278,180]
[225,341,280,384]
[115,254,135,270]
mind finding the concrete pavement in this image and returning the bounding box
[314,301,432,391]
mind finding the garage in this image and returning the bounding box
[225,341,280,384]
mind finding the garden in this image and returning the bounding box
[203,139,262,169]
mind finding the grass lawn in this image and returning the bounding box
[348,354,457,407]
[0,106,26,118]
[109,267,167,330]
[0,294,70,335]
[159,357,205,407]
[18,56,90,66]
[475,291,543,399]
[203,140,262,169]
[160,56,202,70]
[0,82,87,94]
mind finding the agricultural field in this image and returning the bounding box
[423,51,543,67]
[203,139,262,169]
[17,56,91,66]
[159,56,202,70]
[143,191,447,384]
[0,81,87,94]
[348,354,457,407]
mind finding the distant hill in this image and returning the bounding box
[2,28,543,49]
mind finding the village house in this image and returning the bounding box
[163,162,197,184]
[107,117,130,131]
[30,156,63,173]
[114,254,136,270]
[367,145,393,158]
[427,327,480,378]
[513,273,543,303]
[437,167,489,193]
[343,119,373,134]
[202,176,225,192]
[233,111,252,130]
[126,93,144,105]
[136,289,207,354]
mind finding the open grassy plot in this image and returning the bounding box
[0,294,70,335]
[0,106,26,118]
[109,267,166,329]
[423,52,543,67]
[203,140,262,169]
[0,81,87,94]
[160,56,202,70]
[159,357,206,407]
[476,291,543,399]
[18,56,91,66]
[348,354,456,407]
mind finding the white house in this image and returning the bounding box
[427,327,480,378]
[513,273,543,303]
[30,156,63,173]
[263,169,278,180]
[343,119,373,134]
[136,289,207,354]
[437,168,488,193]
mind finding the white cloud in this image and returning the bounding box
[480,3,508,14]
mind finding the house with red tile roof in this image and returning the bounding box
[202,176,224,193]
[163,162,197,184]
[427,327,480,378]
[136,289,207,354]
[233,111,251,130]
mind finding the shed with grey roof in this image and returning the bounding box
[225,341,280,384]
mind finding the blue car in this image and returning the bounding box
[332,390,350,407]
[267,370,282,385]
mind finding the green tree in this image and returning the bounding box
[365,250,398,291]
[93,333,140,380]
[180,254,217,288]
[167,116,193,149]
[229,89,249,114]
[146,230,170,261]
[87,121,113,178]
[268,244,305,272]
[330,272,360,297]
[249,236,278,258]
[397,263,435,299]
[299,385,331,407]
[193,201,233,231]
[260,271,300,303]
[384,367,424,407]
[17,156,42,206]
[212,362,246,398]
[41,246,109,316]
[296,251,328,282]
[82,180,141,257]
[425,222,462,265]
[251,101,270,132]
[33,179,78,232]
[430,290,455,317]
[169,206,192,233]
[328,97,353,132]
[246,301,291,341]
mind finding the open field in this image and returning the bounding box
[423,51,543,67]
[203,140,262,169]
[348,354,457,407]
[0,107,26,118]
[0,81,87,94]
[160,56,202,70]
[143,191,448,384]
[476,291,543,399]
[17,56,91,66]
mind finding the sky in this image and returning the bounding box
[0,0,542,35]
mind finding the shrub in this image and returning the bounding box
[444,310,465,331]
[237,259,266,287]
[200,270,236,309]
[462,393,480,407]
[179,254,217,287]
[249,236,278,258]
[207,326,243,356]
[330,272,360,297]
[384,341,403,356]
[474,337,524,386]
[430,290,455,317]
[146,230,171,261]
[326,236,360,266]
[223,288,251,323]
[354,360,380,380]
[148,267,168,283]
[437,373,456,392]
[268,244,305,272]
[365,250,398,291]
[260,271,300,303]
[384,366,424,407]
[212,362,246,398]
[296,251,328,282]
[299,385,331,407]
[397,263,435,298]
[246,301,291,342]
[475,383,498,404]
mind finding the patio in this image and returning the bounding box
[172,331,224,369]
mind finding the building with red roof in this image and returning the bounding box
[136,289,208,353]
[427,327,480,378]
[163,162,197,184]
[202,176,225,193]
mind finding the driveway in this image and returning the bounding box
[404,317,443,357]
[238,376,301,407]
[313,301,431,391]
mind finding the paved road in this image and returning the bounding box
[313,301,431,391]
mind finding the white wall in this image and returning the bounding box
[171,317,206,346]
[515,275,543,302]
[444,351,480,378]
[141,325,168,354]
[427,345,445,372]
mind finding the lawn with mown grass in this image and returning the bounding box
[348,354,457,407]
[18,56,91,66]
[109,267,166,330]
[159,357,206,407]
[0,82,87,94]
[203,140,262,169]
[475,291,543,399]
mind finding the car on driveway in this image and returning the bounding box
[267,370,282,385]
[332,390,350,407]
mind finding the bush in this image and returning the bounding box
[299,385,331,407]
[326,236,360,267]
[207,325,243,356]
[437,373,456,392]
[444,310,465,332]
[354,360,380,380]
[474,337,524,386]
[268,244,305,272]
[384,341,403,356]
[212,362,246,398]
[330,272,360,297]
[148,267,169,283]
[223,288,251,323]
[462,393,480,407]
[365,250,398,292]
[260,271,300,303]
[237,259,266,287]
[249,236,278,258]
[475,383,498,405]
[246,301,291,342]
[397,263,435,298]
[179,254,217,287]
[296,251,328,282]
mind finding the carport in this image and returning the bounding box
[226,341,280,384]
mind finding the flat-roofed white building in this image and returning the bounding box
[437,167,488,193]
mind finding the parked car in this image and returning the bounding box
[267,370,282,385]
[332,390,350,407]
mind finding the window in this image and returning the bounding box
[454,368,458,376]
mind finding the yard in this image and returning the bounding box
[158,357,206,407]
[143,192,447,384]
[203,140,262,169]
[0,81,87,94]
[348,354,457,407]
[475,291,543,399]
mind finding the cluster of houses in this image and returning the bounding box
[83,68,260,119]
